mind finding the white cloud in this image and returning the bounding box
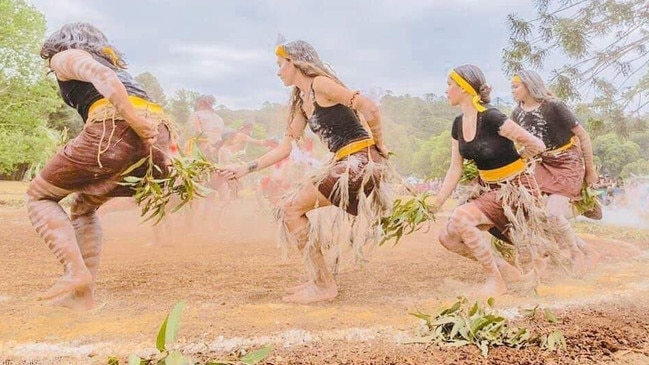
[29,0,107,32]
[27,0,539,109]
[169,44,264,62]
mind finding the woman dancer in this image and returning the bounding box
[221,40,393,304]
[432,65,551,297]
[511,70,600,274]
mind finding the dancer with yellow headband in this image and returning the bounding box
[220,40,394,304]
[28,23,173,310]
[432,64,551,298]
[511,70,600,275]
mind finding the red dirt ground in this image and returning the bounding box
[1,182,648,364]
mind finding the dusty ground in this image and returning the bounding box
[1,181,648,364]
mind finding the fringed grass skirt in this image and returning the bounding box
[275,146,397,277]
[470,168,569,272]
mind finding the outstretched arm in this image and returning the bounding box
[220,114,307,180]
[50,49,158,142]
[498,119,545,158]
[313,76,388,157]
[433,139,464,209]
[242,134,271,146]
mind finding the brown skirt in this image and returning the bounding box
[316,146,384,216]
[471,172,540,232]
[534,146,584,199]
[39,120,171,197]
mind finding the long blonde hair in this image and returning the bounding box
[515,70,555,103]
[279,41,346,136]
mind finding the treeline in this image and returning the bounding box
[1,0,647,181]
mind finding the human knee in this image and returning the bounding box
[26,176,69,204]
[546,195,571,218]
[70,195,103,218]
[278,199,305,223]
[438,227,455,251]
[26,179,49,202]
[447,210,474,236]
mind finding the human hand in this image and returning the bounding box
[128,115,159,144]
[427,196,443,214]
[219,164,248,180]
[375,142,390,158]
[518,147,537,159]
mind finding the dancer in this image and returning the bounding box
[511,70,600,273]
[220,40,393,304]
[188,95,224,161]
[217,122,272,164]
[432,64,550,298]
[27,22,172,310]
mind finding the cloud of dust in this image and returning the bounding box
[589,180,649,230]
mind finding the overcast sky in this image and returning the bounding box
[28,0,538,109]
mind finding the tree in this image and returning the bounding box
[620,158,649,178]
[503,0,649,129]
[410,130,452,179]
[592,133,641,177]
[426,130,453,179]
[167,88,199,126]
[629,130,649,152]
[0,0,60,177]
[135,72,167,106]
[46,103,83,139]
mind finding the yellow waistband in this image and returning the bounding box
[545,136,576,155]
[479,158,526,183]
[88,95,163,116]
[335,138,375,160]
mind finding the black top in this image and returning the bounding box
[451,108,521,170]
[57,54,151,122]
[306,84,370,153]
[511,100,579,150]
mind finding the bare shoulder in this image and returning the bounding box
[50,49,96,81]
[50,49,93,67]
[312,75,339,91]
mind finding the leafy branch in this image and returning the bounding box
[572,183,600,215]
[380,191,436,246]
[459,160,478,184]
[119,148,218,224]
[407,297,566,357]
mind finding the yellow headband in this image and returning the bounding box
[103,47,119,66]
[275,45,289,59]
[449,70,486,112]
[511,75,522,83]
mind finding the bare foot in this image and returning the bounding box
[570,248,587,278]
[285,281,311,294]
[507,270,539,295]
[39,270,92,301]
[581,245,601,271]
[474,276,507,299]
[282,282,338,304]
[51,290,101,311]
[496,257,524,283]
